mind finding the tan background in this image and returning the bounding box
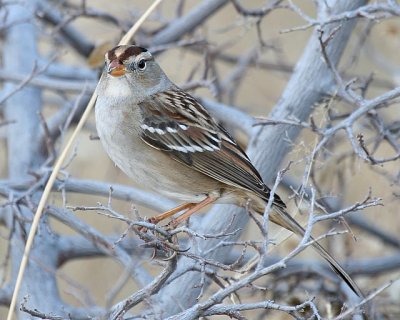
[1,0,400,318]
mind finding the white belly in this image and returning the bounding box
[95,96,220,202]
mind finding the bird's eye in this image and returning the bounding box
[137,59,146,70]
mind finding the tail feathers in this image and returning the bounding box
[269,206,363,298]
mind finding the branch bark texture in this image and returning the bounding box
[154,0,367,317]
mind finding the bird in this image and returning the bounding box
[95,44,363,297]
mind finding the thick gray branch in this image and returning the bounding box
[37,0,94,57]
[57,235,146,265]
[0,177,176,212]
[1,1,66,319]
[154,0,367,317]
[151,0,229,45]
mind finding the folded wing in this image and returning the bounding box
[138,89,285,208]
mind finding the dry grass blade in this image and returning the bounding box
[6,1,164,319]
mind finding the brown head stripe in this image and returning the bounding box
[107,45,148,62]
[119,46,148,60]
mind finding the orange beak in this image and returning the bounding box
[108,60,126,77]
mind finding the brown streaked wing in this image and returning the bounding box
[182,128,284,206]
[138,89,285,208]
[139,89,221,154]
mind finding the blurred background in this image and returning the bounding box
[1,0,400,319]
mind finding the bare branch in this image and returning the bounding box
[109,257,177,319]
[151,0,229,45]
[36,0,94,57]
[154,1,369,317]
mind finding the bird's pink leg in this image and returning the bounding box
[148,202,195,225]
[167,196,218,228]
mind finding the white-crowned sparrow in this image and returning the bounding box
[95,45,362,297]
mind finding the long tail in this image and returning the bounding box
[269,206,363,297]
